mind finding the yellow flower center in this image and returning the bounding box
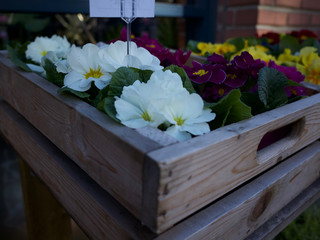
[41,50,47,56]
[174,116,185,126]
[83,67,104,79]
[218,88,225,96]
[227,73,236,80]
[141,111,152,122]
[306,69,320,85]
[193,69,208,77]
[146,44,156,48]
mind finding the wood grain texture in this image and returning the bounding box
[0,52,164,218]
[246,179,320,240]
[19,158,72,240]
[2,51,320,233]
[154,141,320,239]
[1,99,320,240]
[0,100,156,240]
[144,93,320,232]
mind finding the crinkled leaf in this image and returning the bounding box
[258,67,288,109]
[227,37,245,51]
[132,68,153,83]
[187,40,201,53]
[58,87,91,100]
[7,44,32,72]
[279,35,300,54]
[301,38,320,52]
[209,89,252,129]
[42,58,65,87]
[241,92,267,115]
[164,65,196,93]
[108,67,140,98]
[93,85,109,108]
[101,96,120,123]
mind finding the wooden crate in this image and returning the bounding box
[1,51,320,233]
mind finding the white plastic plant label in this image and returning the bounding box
[89,0,155,18]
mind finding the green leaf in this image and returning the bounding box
[58,87,91,100]
[101,96,120,122]
[93,85,109,108]
[108,67,140,98]
[209,89,252,129]
[132,68,153,83]
[6,44,32,72]
[241,92,267,115]
[187,40,201,53]
[258,67,288,109]
[279,35,300,54]
[227,37,245,51]
[42,57,65,87]
[301,38,320,52]
[164,65,196,94]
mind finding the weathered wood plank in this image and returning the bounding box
[154,141,320,239]
[246,180,320,240]
[144,93,320,231]
[19,158,72,240]
[1,98,320,239]
[0,52,164,218]
[0,99,156,240]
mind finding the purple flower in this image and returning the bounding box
[184,61,214,84]
[224,65,247,88]
[268,61,306,97]
[232,51,266,78]
[207,53,228,65]
[203,84,232,102]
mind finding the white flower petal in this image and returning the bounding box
[64,71,91,91]
[98,40,163,72]
[166,125,192,141]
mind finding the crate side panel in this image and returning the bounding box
[156,141,320,239]
[0,53,163,217]
[145,93,320,232]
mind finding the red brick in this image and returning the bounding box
[311,14,320,26]
[287,12,311,26]
[227,0,259,7]
[257,10,287,26]
[218,0,225,6]
[224,28,257,39]
[234,8,258,26]
[301,0,320,10]
[259,0,275,6]
[225,10,235,26]
[275,0,302,8]
[256,27,287,36]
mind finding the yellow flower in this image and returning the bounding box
[277,48,299,66]
[197,42,236,56]
[299,47,320,67]
[232,46,276,63]
[304,58,320,85]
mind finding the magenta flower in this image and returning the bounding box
[268,61,306,97]
[184,61,214,84]
[232,51,266,78]
[203,84,232,102]
[207,53,228,65]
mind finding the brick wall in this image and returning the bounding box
[216,0,320,42]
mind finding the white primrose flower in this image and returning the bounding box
[98,40,163,72]
[114,80,166,128]
[115,69,216,141]
[25,35,70,64]
[161,93,216,141]
[63,43,112,92]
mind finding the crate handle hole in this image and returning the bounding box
[257,118,305,165]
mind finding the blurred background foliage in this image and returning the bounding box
[0,1,178,50]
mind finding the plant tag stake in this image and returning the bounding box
[121,0,136,56]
